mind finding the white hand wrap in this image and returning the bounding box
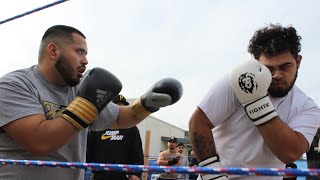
[244,95,277,126]
[197,156,229,180]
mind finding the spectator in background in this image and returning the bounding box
[157,136,181,180]
[283,163,297,180]
[176,143,189,180]
[86,94,144,180]
[306,128,320,180]
[189,148,199,180]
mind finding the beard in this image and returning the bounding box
[55,54,80,87]
[268,70,298,98]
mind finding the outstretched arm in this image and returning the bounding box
[111,78,183,129]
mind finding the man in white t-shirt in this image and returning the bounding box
[189,23,320,180]
[177,142,189,180]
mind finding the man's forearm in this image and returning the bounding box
[190,130,217,161]
[189,108,217,161]
[258,117,308,163]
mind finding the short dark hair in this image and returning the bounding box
[248,23,301,60]
[168,136,177,143]
[41,25,86,44]
[39,25,86,58]
[177,143,184,147]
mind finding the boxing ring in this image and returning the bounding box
[0,158,318,178]
[0,1,319,179]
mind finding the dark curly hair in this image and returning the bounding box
[248,23,301,60]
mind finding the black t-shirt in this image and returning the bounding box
[306,129,320,180]
[86,126,144,180]
[307,128,320,162]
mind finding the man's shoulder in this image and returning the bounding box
[1,66,35,82]
[159,149,169,155]
[288,86,319,108]
[0,66,39,93]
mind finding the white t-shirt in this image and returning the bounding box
[178,155,190,179]
[199,75,320,180]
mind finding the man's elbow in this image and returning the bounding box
[279,151,304,164]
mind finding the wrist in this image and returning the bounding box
[199,155,221,168]
[244,95,277,126]
[199,155,229,180]
[131,98,152,119]
[62,96,98,130]
[167,160,176,165]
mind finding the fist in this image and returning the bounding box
[63,68,122,130]
[168,156,180,165]
[228,59,271,104]
[141,78,183,112]
[228,60,277,125]
[132,78,183,119]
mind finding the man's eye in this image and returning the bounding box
[280,65,291,71]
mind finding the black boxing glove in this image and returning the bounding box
[168,156,180,165]
[131,78,183,119]
[62,68,122,130]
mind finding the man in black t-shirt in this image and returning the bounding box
[306,128,320,180]
[87,95,144,180]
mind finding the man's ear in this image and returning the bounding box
[296,55,302,69]
[47,43,59,60]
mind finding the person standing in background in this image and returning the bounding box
[87,94,144,180]
[306,128,320,180]
[176,142,189,180]
[283,163,297,180]
[189,148,199,180]
[157,136,181,180]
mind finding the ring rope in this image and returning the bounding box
[0,159,319,177]
[0,0,69,25]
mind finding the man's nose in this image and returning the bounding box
[272,69,284,79]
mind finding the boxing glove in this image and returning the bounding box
[62,68,122,130]
[197,155,229,180]
[228,60,277,126]
[167,156,180,165]
[131,78,183,119]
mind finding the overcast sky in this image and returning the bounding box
[0,0,319,130]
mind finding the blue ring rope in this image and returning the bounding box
[0,0,69,25]
[0,159,320,177]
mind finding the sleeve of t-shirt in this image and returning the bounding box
[0,76,43,127]
[198,75,241,126]
[288,97,320,147]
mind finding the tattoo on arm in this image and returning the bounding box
[192,131,217,162]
